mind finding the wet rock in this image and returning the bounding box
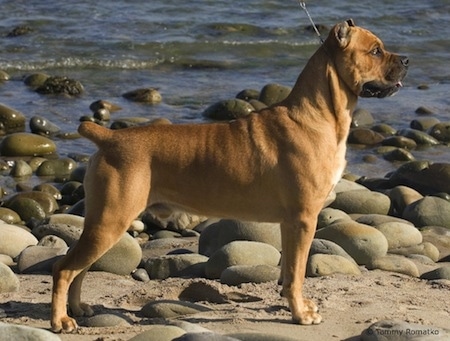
[36,76,84,96]
[315,221,388,265]
[381,147,415,162]
[382,136,417,149]
[421,265,450,280]
[110,117,151,129]
[89,99,122,113]
[0,207,21,224]
[33,183,62,201]
[220,264,280,285]
[396,128,439,145]
[415,106,435,115]
[6,25,33,37]
[0,103,26,134]
[145,254,208,279]
[93,108,110,121]
[410,116,440,131]
[129,325,186,341]
[389,242,440,262]
[6,197,46,222]
[0,322,61,341]
[36,157,77,177]
[141,300,212,318]
[0,263,20,293]
[0,132,56,156]
[351,108,374,127]
[122,87,161,103]
[348,128,384,145]
[205,241,281,279]
[29,116,61,136]
[91,233,142,275]
[329,189,391,215]
[375,222,422,249]
[24,73,50,88]
[10,160,32,177]
[198,219,281,256]
[366,255,419,277]
[258,83,291,106]
[85,313,129,327]
[6,191,58,215]
[371,123,396,135]
[202,99,254,120]
[0,222,38,257]
[17,245,68,273]
[429,122,450,142]
[307,254,361,277]
[236,89,260,101]
[0,70,10,81]
[403,196,450,228]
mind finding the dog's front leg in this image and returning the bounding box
[280,217,322,325]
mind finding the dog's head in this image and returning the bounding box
[326,19,408,98]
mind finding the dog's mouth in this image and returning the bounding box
[359,80,403,98]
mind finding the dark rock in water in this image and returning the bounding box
[122,88,162,103]
[410,116,440,131]
[381,136,417,149]
[382,147,415,162]
[93,108,110,121]
[348,128,384,145]
[202,99,254,120]
[29,116,61,136]
[0,133,56,156]
[6,25,33,37]
[429,122,450,142]
[89,99,122,113]
[36,76,84,96]
[371,123,396,135]
[236,89,260,102]
[23,73,50,88]
[0,103,26,135]
[258,83,291,106]
[396,128,439,145]
[415,106,435,115]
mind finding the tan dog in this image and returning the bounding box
[51,19,408,332]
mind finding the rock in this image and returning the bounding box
[397,128,439,145]
[129,325,186,341]
[205,241,281,279]
[29,116,61,136]
[315,221,388,265]
[236,89,260,101]
[355,214,413,227]
[0,263,20,293]
[0,132,56,156]
[334,178,368,193]
[33,223,82,245]
[329,190,391,215]
[10,160,33,177]
[371,123,396,135]
[375,222,422,249]
[122,87,162,103]
[6,198,46,222]
[227,333,300,341]
[0,322,61,341]
[258,83,291,106]
[420,226,450,260]
[309,238,357,264]
[85,313,129,327]
[317,208,351,228]
[36,76,84,96]
[220,264,280,285]
[366,255,419,277]
[90,233,142,275]
[381,147,415,162]
[175,333,239,341]
[132,268,150,282]
[140,300,212,318]
[47,213,85,228]
[145,254,208,279]
[89,99,122,113]
[24,73,50,88]
[361,319,450,341]
[36,157,77,177]
[38,235,68,248]
[0,207,22,224]
[17,245,68,273]
[382,136,417,149]
[421,266,450,280]
[307,254,361,277]
[410,116,440,131]
[0,103,26,135]
[143,205,207,231]
[202,99,254,120]
[403,196,450,228]
[348,128,384,145]
[389,242,440,262]
[199,219,281,256]
[0,222,38,258]
[351,108,374,127]
[388,186,423,216]
[0,70,9,81]
[428,122,450,142]
[6,191,59,215]
[0,254,14,266]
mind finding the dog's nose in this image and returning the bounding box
[400,56,409,67]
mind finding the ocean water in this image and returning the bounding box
[0,0,449,177]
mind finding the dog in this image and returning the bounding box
[51,19,408,332]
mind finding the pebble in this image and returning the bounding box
[315,221,388,265]
[202,99,254,120]
[17,245,68,273]
[381,147,415,162]
[227,333,301,341]
[36,157,77,177]
[6,191,59,215]
[0,132,56,156]
[0,322,61,341]
[85,313,129,327]
[0,254,14,266]
[6,198,46,223]
[307,254,361,277]
[0,207,22,224]
[175,332,239,341]
[381,136,417,149]
[145,254,208,279]
[122,87,162,103]
[403,196,450,228]
[351,108,374,127]
[0,103,26,134]
[90,233,142,275]
[198,219,281,257]
[388,185,423,216]
[47,213,85,228]
[205,241,281,279]
[355,214,413,227]
[35,75,84,96]
[348,128,384,145]
[0,222,38,258]
[420,226,450,259]
[37,235,68,248]
[143,206,207,231]
[33,223,82,245]
[258,83,291,106]
[428,122,450,142]
[421,265,450,280]
[410,116,440,131]
[10,160,33,177]
[366,254,419,277]
[396,128,439,145]
[29,115,61,136]
[132,268,150,282]
[317,208,351,228]
[389,242,440,262]
[334,178,368,193]
[329,189,391,215]
[0,262,20,293]
[140,300,212,318]
[220,264,280,285]
[374,222,422,249]
[309,238,357,264]
[23,73,50,88]
[236,88,260,101]
[129,325,186,341]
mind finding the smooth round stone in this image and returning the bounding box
[10,160,33,177]
[333,178,368,193]
[317,208,351,228]
[396,128,439,145]
[0,322,61,341]
[140,300,212,318]
[176,332,239,341]
[85,313,129,327]
[152,230,182,239]
[371,123,396,135]
[220,264,280,286]
[7,197,46,222]
[36,76,84,95]
[236,88,260,101]
[24,73,50,88]
[351,108,374,127]
[388,185,423,216]
[227,333,300,341]
[202,99,254,120]
[198,219,281,257]
[47,213,85,228]
[33,223,83,246]
[329,190,391,215]
[258,83,291,106]
[420,226,450,259]
[89,99,122,113]
[38,235,68,248]
[307,254,361,277]
[0,70,10,81]
[366,255,419,277]
[93,108,110,121]
[309,239,357,264]
[17,245,68,273]
[355,214,413,227]
[375,222,422,249]
[36,157,77,177]
[420,265,450,280]
[410,116,440,131]
[33,183,62,200]
[0,263,20,293]
[145,254,208,279]
[91,233,142,275]
[6,191,58,215]
[429,122,450,142]
[110,117,151,129]
[403,196,450,228]
[28,157,47,171]
[0,207,22,224]
[315,221,388,265]
[381,147,415,162]
[131,268,150,282]
[0,103,26,134]
[29,115,61,136]
[0,222,38,258]
[122,87,161,103]
[0,132,56,156]
[382,136,417,149]
[205,241,281,279]
[0,254,14,266]
[129,325,186,341]
[348,128,384,145]
[389,242,440,262]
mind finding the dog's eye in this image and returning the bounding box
[371,47,382,56]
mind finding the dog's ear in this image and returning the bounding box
[335,19,354,48]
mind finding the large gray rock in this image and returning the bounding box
[129,325,186,341]
[0,263,19,293]
[389,242,440,262]
[317,208,351,228]
[307,254,361,277]
[309,239,357,264]
[421,266,450,280]
[141,300,212,318]
[0,322,61,341]
[403,196,450,228]
[220,264,280,286]
[0,222,38,258]
[17,246,68,273]
[330,190,391,215]
[315,221,388,265]
[33,223,82,246]
[145,254,208,279]
[366,255,419,277]
[375,222,422,249]
[205,241,280,279]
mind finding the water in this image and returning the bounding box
[0,0,449,177]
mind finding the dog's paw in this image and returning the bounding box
[69,302,94,317]
[292,299,322,325]
[51,315,78,333]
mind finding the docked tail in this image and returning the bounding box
[78,121,114,147]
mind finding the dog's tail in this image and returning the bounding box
[78,121,114,147]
